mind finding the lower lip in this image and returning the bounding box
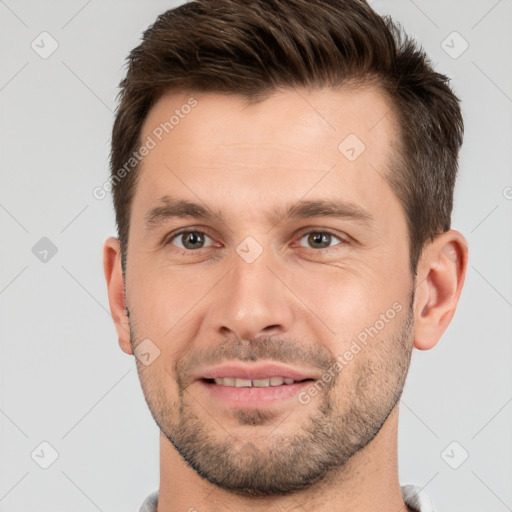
[199,380,313,407]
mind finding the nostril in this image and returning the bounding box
[264,325,280,330]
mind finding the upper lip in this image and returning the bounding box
[197,362,319,382]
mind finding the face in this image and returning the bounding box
[124,87,415,496]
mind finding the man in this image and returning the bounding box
[103,1,468,510]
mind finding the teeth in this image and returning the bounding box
[211,377,298,387]
[235,378,252,387]
[252,378,270,387]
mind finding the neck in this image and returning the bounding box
[157,405,413,512]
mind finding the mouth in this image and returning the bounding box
[202,376,312,387]
[199,378,315,406]
[195,362,318,407]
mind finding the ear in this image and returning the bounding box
[413,230,468,351]
[103,237,133,355]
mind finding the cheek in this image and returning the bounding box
[283,258,410,343]
[127,258,216,336]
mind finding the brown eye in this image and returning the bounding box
[299,232,342,249]
[171,231,212,250]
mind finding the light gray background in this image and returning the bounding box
[1,1,511,511]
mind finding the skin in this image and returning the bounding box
[104,87,468,512]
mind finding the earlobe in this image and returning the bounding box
[103,237,133,355]
[413,230,468,351]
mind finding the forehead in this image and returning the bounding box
[133,87,401,224]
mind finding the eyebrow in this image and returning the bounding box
[144,197,220,230]
[144,195,374,231]
[274,199,374,226]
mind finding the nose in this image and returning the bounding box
[207,249,295,341]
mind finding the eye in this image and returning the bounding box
[298,231,343,249]
[169,230,214,250]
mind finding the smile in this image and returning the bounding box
[206,377,304,387]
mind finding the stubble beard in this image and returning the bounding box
[131,297,414,497]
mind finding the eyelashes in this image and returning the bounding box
[297,231,344,249]
[164,227,349,254]
[168,230,215,250]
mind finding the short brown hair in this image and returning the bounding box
[110,0,463,275]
